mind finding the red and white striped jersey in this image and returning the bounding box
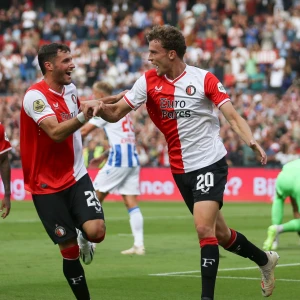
[124,65,230,174]
[0,123,12,154]
[20,80,87,194]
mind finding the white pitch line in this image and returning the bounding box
[161,275,300,282]
[149,262,300,276]
[117,233,132,237]
[0,215,190,224]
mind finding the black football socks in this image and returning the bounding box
[63,258,90,300]
[224,229,268,266]
[201,243,219,299]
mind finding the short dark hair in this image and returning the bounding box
[38,43,71,75]
[146,25,186,59]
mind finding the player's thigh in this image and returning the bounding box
[173,156,228,214]
[118,166,140,196]
[275,172,292,199]
[192,157,228,208]
[293,184,300,212]
[32,192,77,244]
[93,164,127,193]
[70,174,105,230]
[172,173,195,214]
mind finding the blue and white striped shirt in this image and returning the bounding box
[89,114,140,167]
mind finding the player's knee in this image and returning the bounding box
[61,245,80,260]
[216,227,231,246]
[196,224,214,239]
[90,232,106,243]
[85,221,106,243]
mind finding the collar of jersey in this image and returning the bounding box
[163,70,187,84]
[42,79,65,96]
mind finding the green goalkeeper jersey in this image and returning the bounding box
[276,159,300,200]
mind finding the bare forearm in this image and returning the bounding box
[40,116,84,143]
[98,103,128,122]
[98,95,120,104]
[52,119,83,142]
[229,116,255,146]
[0,155,11,195]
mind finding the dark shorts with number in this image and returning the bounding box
[32,174,105,244]
[172,156,228,214]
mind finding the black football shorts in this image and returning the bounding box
[173,156,228,214]
[32,174,105,244]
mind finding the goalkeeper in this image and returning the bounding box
[263,159,300,251]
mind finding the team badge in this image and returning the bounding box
[217,82,226,94]
[71,94,77,104]
[4,131,9,142]
[186,85,196,96]
[33,99,46,112]
[55,225,66,237]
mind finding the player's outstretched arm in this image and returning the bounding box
[220,101,267,165]
[39,113,89,143]
[96,90,128,104]
[0,151,11,218]
[81,98,132,123]
[81,123,98,139]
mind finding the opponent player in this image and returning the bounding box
[81,81,144,255]
[20,43,122,299]
[82,25,279,300]
[0,123,12,219]
[263,159,300,251]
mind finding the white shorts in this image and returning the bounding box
[93,164,140,195]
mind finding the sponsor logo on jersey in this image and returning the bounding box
[55,225,66,237]
[186,85,196,96]
[33,99,46,113]
[155,86,163,92]
[61,111,75,121]
[160,98,191,119]
[162,110,191,119]
[71,94,77,104]
[217,82,226,94]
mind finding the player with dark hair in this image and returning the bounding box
[20,43,121,299]
[82,25,279,300]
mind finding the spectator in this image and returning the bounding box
[0,1,300,168]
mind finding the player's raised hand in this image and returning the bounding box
[249,140,267,165]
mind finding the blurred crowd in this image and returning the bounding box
[1,0,300,168]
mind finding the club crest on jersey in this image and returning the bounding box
[186,85,196,96]
[4,131,9,142]
[55,225,66,237]
[33,99,46,113]
[71,94,77,104]
[217,82,226,94]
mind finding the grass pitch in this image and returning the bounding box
[1,201,299,300]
